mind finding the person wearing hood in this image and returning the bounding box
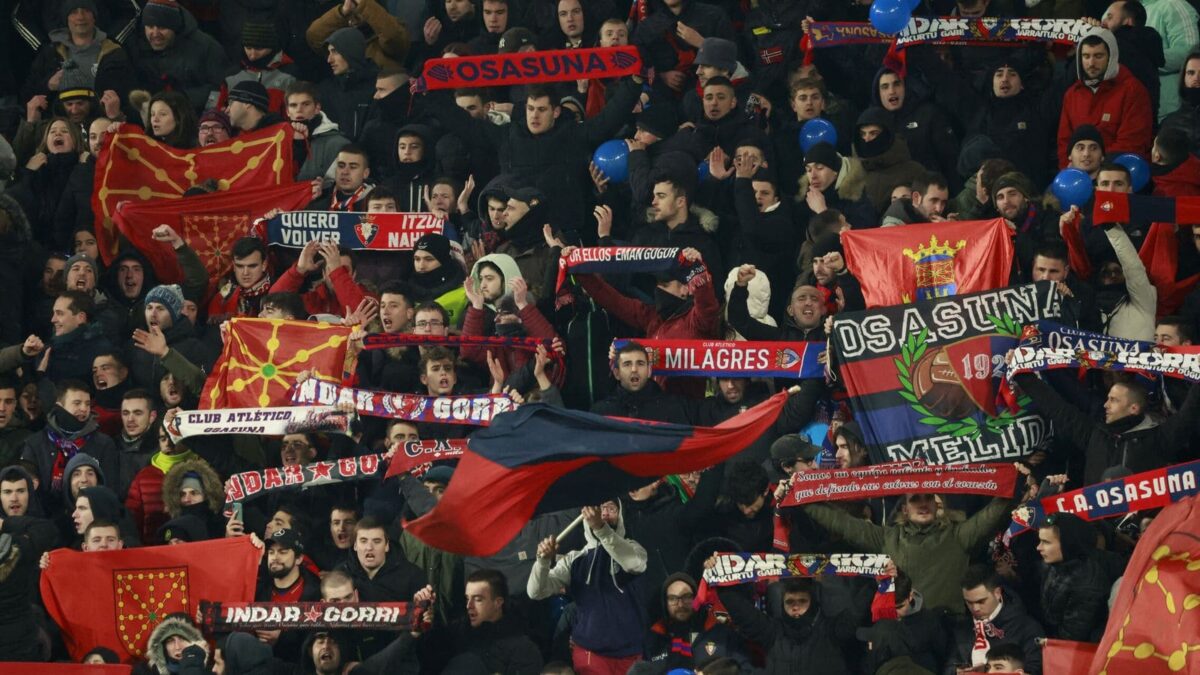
[488,186,563,304]
[286,81,352,183]
[0,465,42,518]
[382,123,437,211]
[225,80,284,134]
[213,21,299,117]
[725,264,799,342]
[1035,512,1111,641]
[21,381,118,513]
[199,631,286,675]
[161,457,224,540]
[141,612,206,674]
[1098,0,1165,121]
[70,484,130,543]
[853,107,928,214]
[1150,126,1200,196]
[528,501,648,674]
[795,142,876,231]
[307,0,410,72]
[126,0,227,111]
[297,628,419,674]
[1160,49,1200,155]
[870,67,960,183]
[406,233,468,325]
[642,572,749,672]
[21,0,134,105]
[0,520,51,662]
[710,568,856,673]
[104,249,157,338]
[0,377,29,468]
[462,256,560,386]
[315,26,380,139]
[416,567,543,673]
[947,567,1045,673]
[1056,28,1153,167]
[128,283,214,391]
[359,69,414,176]
[126,419,195,544]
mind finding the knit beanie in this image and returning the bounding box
[695,37,737,74]
[1068,124,1105,154]
[241,22,279,50]
[991,171,1035,204]
[324,27,368,69]
[65,252,99,279]
[771,434,820,463]
[145,284,185,323]
[228,80,270,112]
[804,142,842,174]
[956,134,1001,179]
[636,100,677,140]
[180,472,204,495]
[64,0,99,15]
[198,109,233,136]
[414,233,454,269]
[142,0,184,32]
[811,232,844,259]
[58,62,95,100]
[65,453,105,486]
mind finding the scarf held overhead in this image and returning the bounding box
[1043,459,1200,522]
[556,246,700,291]
[199,601,422,631]
[384,439,468,478]
[1007,321,1200,381]
[267,211,445,250]
[418,46,641,91]
[703,552,892,586]
[224,453,385,507]
[291,378,515,426]
[168,406,352,439]
[613,338,825,379]
[805,18,1091,49]
[780,460,1018,506]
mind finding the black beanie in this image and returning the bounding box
[811,232,844,259]
[636,102,678,141]
[79,486,122,523]
[241,22,279,50]
[991,171,1035,203]
[1068,124,1105,154]
[414,234,454,269]
[804,142,842,174]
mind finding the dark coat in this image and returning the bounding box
[418,614,544,674]
[0,195,35,346]
[336,546,427,602]
[125,5,228,111]
[632,0,735,73]
[127,316,214,391]
[317,61,379,141]
[715,583,855,674]
[946,590,1045,674]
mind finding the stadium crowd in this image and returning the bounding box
[0,0,1199,672]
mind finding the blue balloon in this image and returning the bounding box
[1113,152,1150,191]
[697,160,711,182]
[870,0,911,35]
[1051,168,1093,210]
[799,118,838,153]
[592,139,629,183]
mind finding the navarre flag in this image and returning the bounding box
[1041,459,1200,522]
[6,665,130,674]
[418,46,641,91]
[202,318,352,409]
[115,181,313,284]
[405,393,789,556]
[93,123,294,262]
[1008,321,1200,381]
[267,211,445,250]
[613,338,825,379]
[841,219,1013,307]
[1042,640,1097,675]
[831,282,1062,464]
[291,379,514,426]
[1088,495,1200,675]
[40,537,260,662]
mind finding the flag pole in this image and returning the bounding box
[556,514,585,543]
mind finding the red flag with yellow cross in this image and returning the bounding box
[91,122,294,264]
[202,318,353,409]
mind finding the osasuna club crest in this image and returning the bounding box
[355,216,379,247]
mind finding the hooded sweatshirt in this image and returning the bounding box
[145,613,205,674]
[1057,27,1154,166]
[527,501,648,656]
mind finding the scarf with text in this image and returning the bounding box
[613,338,825,379]
[415,46,641,92]
[291,379,514,426]
[267,211,444,251]
[780,460,1018,506]
[199,601,421,631]
[703,552,892,586]
[384,439,468,479]
[804,18,1090,50]
[555,246,702,291]
[1007,321,1200,381]
[168,406,352,440]
[223,453,385,508]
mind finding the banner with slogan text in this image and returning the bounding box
[703,552,892,586]
[92,122,294,263]
[613,338,825,379]
[202,318,352,409]
[805,18,1091,49]
[780,460,1018,506]
[842,219,1013,307]
[200,601,422,631]
[266,211,444,251]
[168,405,352,440]
[417,46,641,91]
[291,378,515,426]
[115,181,313,285]
[1008,321,1200,382]
[831,281,1062,464]
[556,246,702,291]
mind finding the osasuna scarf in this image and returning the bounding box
[1007,321,1200,381]
[200,601,421,631]
[1043,459,1200,522]
[385,439,468,478]
[703,552,892,586]
[267,211,444,251]
[555,246,703,291]
[223,453,385,508]
[1092,191,1200,225]
[613,338,826,379]
[804,18,1091,50]
[168,406,352,440]
[291,378,515,426]
[780,460,1018,506]
[415,46,641,92]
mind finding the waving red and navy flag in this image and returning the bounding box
[405,393,789,556]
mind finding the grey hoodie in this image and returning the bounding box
[1077,27,1121,89]
[526,500,648,600]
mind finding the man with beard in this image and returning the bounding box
[643,573,748,671]
[989,172,1060,280]
[286,81,351,182]
[417,568,543,672]
[300,628,419,674]
[269,240,371,317]
[130,283,213,389]
[881,172,951,226]
[255,528,321,657]
[197,109,232,146]
[1057,28,1153,166]
[21,381,118,510]
[1029,242,1101,333]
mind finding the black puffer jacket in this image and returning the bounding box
[946,589,1045,675]
[125,5,228,111]
[1038,513,1111,642]
[715,582,855,674]
[869,68,959,185]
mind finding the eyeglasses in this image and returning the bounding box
[666,593,694,604]
[282,441,311,451]
[415,320,444,329]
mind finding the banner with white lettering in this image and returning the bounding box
[1043,459,1200,522]
[169,406,352,440]
[703,552,892,586]
[223,453,384,507]
[384,439,467,478]
[780,460,1018,506]
[613,338,825,379]
[1008,321,1200,381]
[199,601,422,631]
[555,246,703,291]
[832,282,1062,464]
[266,211,444,250]
[291,379,515,426]
[805,18,1091,49]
